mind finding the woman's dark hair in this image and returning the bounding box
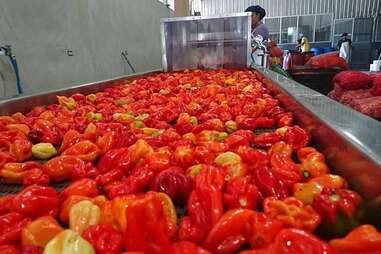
[245,5,266,20]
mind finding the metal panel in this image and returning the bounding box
[161,13,252,71]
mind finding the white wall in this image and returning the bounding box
[0,0,172,97]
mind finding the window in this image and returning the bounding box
[377,17,381,41]
[264,18,281,44]
[298,15,314,41]
[333,19,353,46]
[315,14,332,42]
[158,0,174,10]
[281,17,298,44]
[353,18,373,42]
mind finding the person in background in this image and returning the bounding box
[245,5,269,41]
[337,32,352,63]
[296,39,302,52]
[300,35,311,53]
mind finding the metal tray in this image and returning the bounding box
[1,67,381,226]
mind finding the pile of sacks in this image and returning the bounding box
[328,71,381,118]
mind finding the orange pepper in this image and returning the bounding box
[100,194,138,232]
[299,152,329,180]
[310,174,347,189]
[62,140,100,162]
[0,116,16,125]
[11,112,26,123]
[297,147,318,161]
[0,161,41,184]
[21,216,63,247]
[59,130,81,153]
[124,192,177,253]
[9,138,32,162]
[6,124,30,136]
[268,141,292,157]
[264,197,321,232]
[43,155,85,182]
[330,225,381,253]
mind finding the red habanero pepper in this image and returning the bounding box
[180,185,224,244]
[145,147,172,172]
[71,161,99,181]
[0,245,21,254]
[276,112,294,127]
[123,192,177,254]
[59,130,81,153]
[252,132,282,149]
[23,168,50,187]
[224,134,250,149]
[97,148,130,174]
[62,140,100,162]
[150,167,192,206]
[330,224,381,253]
[43,155,86,182]
[312,187,362,238]
[0,195,14,215]
[82,225,124,254]
[270,153,301,187]
[193,165,225,191]
[21,246,44,254]
[9,139,32,162]
[12,185,59,219]
[235,146,269,169]
[0,161,41,184]
[242,228,339,254]
[0,152,16,170]
[60,178,100,203]
[204,209,256,254]
[249,212,284,250]
[0,212,30,245]
[194,146,215,164]
[223,176,261,210]
[167,241,211,254]
[105,167,154,199]
[283,126,310,150]
[254,117,275,129]
[254,167,289,200]
[173,146,196,168]
[264,197,321,232]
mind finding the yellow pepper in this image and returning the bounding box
[214,152,241,167]
[69,200,101,234]
[43,229,95,254]
[57,96,77,110]
[225,120,238,133]
[32,143,57,160]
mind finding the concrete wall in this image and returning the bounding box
[0,0,172,97]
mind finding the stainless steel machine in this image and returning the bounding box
[161,13,252,71]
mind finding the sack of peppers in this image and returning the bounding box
[0,69,379,254]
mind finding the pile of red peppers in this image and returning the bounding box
[0,69,380,254]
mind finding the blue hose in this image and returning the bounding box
[9,56,23,95]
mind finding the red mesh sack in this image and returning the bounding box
[305,51,348,70]
[351,96,381,118]
[335,71,372,90]
[339,89,373,106]
[370,75,381,96]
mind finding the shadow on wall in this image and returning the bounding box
[0,0,173,97]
